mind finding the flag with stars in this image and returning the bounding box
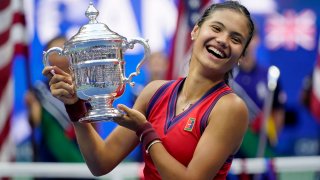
[167,0,212,80]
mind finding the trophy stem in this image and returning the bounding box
[79,95,123,123]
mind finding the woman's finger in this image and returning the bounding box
[117,104,141,119]
[43,66,70,78]
[51,88,78,104]
[51,66,70,76]
[42,66,55,79]
[49,74,73,86]
[117,104,147,126]
[51,87,73,98]
[117,104,131,114]
[51,81,74,94]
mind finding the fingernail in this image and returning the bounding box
[50,69,56,75]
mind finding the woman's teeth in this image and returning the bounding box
[207,47,224,58]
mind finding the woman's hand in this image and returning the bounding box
[114,104,148,131]
[42,66,78,105]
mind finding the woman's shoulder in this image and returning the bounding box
[210,93,249,125]
[206,92,249,155]
[219,93,248,115]
[134,80,171,111]
[143,80,171,95]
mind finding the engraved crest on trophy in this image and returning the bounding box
[43,2,150,123]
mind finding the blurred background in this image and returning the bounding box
[1,0,320,179]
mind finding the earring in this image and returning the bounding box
[237,61,240,66]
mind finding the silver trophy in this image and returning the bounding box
[43,2,150,123]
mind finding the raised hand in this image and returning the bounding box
[42,66,78,105]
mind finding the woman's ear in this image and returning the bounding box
[191,25,199,40]
[237,56,244,66]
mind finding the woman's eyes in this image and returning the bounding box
[210,25,243,44]
[231,37,242,44]
[211,26,221,32]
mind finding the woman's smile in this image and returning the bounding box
[206,45,226,59]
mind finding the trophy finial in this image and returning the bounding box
[85,1,99,23]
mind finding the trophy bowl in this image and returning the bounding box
[43,2,150,123]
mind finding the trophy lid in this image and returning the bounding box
[66,2,125,46]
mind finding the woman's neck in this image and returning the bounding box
[182,75,222,102]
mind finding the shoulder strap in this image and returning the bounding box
[146,80,176,119]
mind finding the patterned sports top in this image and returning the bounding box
[142,78,234,180]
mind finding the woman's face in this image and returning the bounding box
[191,9,250,76]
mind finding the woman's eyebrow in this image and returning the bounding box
[211,21,225,27]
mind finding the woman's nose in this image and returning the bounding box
[215,33,228,48]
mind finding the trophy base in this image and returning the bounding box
[79,108,124,123]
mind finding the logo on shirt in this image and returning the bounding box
[184,118,196,132]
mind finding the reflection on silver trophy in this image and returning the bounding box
[42,2,150,123]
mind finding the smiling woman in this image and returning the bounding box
[43,1,255,179]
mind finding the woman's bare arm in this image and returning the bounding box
[42,66,141,176]
[72,123,139,176]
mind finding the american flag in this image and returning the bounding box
[264,9,316,51]
[310,38,320,122]
[0,0,29,161]
[167,0,212,80]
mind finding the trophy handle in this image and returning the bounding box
[42,47,66,75]
[123,38,150,86]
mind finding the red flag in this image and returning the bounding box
[310,39,320,122]
[167,0,211,80]
[0,0,29,161]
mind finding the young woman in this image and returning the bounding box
[43,1,254,179]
